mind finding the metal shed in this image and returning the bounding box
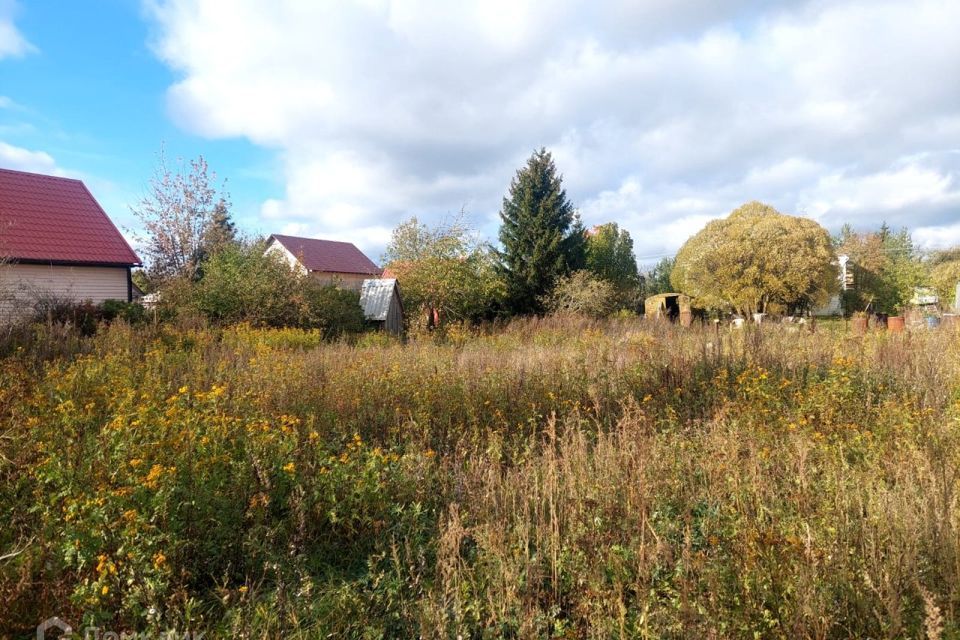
[360,278,404,335]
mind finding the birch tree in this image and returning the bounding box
[132,152,233,283]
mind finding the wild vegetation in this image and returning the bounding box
[3,317,960,638]
[4,148,958,638]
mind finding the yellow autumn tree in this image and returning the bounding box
[671,201,837,314]
[928,247,960,310]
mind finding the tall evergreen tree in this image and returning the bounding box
[202,199,238,257]
[496,148,585,314]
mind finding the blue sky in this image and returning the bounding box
[2,0,959,265]
[0,0,273,240]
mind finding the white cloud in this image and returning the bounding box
[801,163,958,222]
[0,1,33,59]
[0,141,61,174]
[146,0,960,258]
[914,223,960,251]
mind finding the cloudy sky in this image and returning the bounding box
[1,0,959,264]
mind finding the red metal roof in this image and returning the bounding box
[269,234,380,275]
[0,168,140,265]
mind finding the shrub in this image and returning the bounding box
[100,300,147,324]
[543,269,618,318]
[188,241,303,326]
[298,280,365,337]
[180,241,365,336]
[30,295,100,335]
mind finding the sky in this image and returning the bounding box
[1,0,959,266]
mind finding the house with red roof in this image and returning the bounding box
[265,233,381,291]
[0,168,141,316]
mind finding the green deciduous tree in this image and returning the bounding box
[924,247,960,311]
[643,257,675,297]
[382,213,468,263]
[837,223,925,314]
[585,223,641,308]
[496,148,586,315]
[384,216,504,327]
[672,201,836,315]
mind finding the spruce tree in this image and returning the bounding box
[202,198,237,256]
[497,148,585,314]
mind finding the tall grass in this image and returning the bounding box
[1,317,959,637]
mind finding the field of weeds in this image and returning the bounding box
[2,317,959,638]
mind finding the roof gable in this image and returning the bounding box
[0,168,140,265]
[269,234,380,275]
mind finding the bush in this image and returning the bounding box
[299,280,365,337]
[182,241,365,336]
[100,300,148,325]
[188,242,303,326]
[542,270,618,318]
[30,296,101,335]
[27,297,147,336]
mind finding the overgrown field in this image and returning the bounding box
[2,318,960,638]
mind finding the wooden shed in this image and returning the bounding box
[360,278,404,335]
[644,293,692,322]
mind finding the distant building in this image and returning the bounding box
[360,278,403,335]
[0,168,141,319]
[812,254,849,316]
[910,287,939,308]
[265,234,381,291]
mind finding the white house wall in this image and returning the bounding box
[0,263,128,318]
[264,240,307,274]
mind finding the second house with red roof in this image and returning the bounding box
[264,233,382,292]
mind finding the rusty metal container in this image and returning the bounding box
[887,316,905,333]
[851,316,868,335]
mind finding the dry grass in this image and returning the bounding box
[1,317,959,638]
